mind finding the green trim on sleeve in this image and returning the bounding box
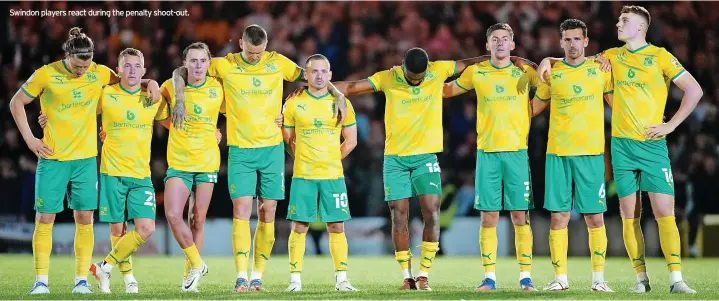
[603,90,614,95]
[366,78,378,92]
[454,80,470,91]
[282,125,295,128]
[21,87,36,99]
[342,122,357,128]
[294,69,304,82]
[671,69,686,81]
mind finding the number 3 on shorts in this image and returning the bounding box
[425,162,440,173]
[334,193,348,208]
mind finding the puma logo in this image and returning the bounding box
[632,255,645,263]
[521,254,533,259]
[670,253,681,258]
[429,182,439,189]
[259,254,269,260]
[340,262,348,267]
[289,262,298,269]
[397,259,410,263]
[593,250,606,258]
[552,260,561,267]
[423,256,433,263]
[481,253,492,260]
[236,250,249,257]
[297,104,307,111]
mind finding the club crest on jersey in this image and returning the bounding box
[617,52,626,61]
[643,57,654,67]
[573,85,582,94]
[86,72,97,82]
[252,77,261,87]
[587,68,597,77]
[410,87,421,95]
[265,63,277,72]
[424,71,436,81]
[126,110,136,120]
[313,118,323,128]
[209,88,217,98]
[627,68,636,79]
[511,68,521,78]
[193,104,203,114]
[495,84,505,93]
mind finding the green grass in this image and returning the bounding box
[0,254,717,300]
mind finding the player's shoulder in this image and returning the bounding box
[205,76,223,87]
[103,82,121,93]
[266,51,292,63]
[160,78,173,90]
[602,47,622,57]
[646,44,674,58]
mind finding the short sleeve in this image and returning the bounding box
[342,99,357,128]
[433,60,458,78]
[454,65,474,91]
[97,64,116,85]
[523,65,541,87]
[658,48,686,82]
[282,97,296,128]
[602,69,614,94]
[160,80,175,108]
[155,100,170,120]
[208,57,231,78]
[277,52,303,82]
[366,70,388,92]
[535,82,551,101]
[21,66,49,98]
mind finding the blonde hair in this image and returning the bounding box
[118,48,145,66]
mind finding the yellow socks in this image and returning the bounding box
[329,232,349,272]
[232,219,251,279]
[252,221,275,278]
[418,241,439,277]
[588,225,608,282]
[33,221,53,282]
[395,250,412,279]
[480,226,497,278]
[514,224,533,277]
[105,230,144,267]
[74,223,94,279]
[549,228,568,277]
[111,234,134,276]
[288,231,306,273]
[657,216,682,272]
[182,244,202,269]
[622,218,646,274]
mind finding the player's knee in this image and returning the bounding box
[422,210,439,226]
[648,193,674,218]
[480,211,499,227]
[165,211,184,225]
[509,211,528,225]
[109,223,126,237]
[73,210,94,224]
[136,223,155,240]
[619,194,641,218]
[326,222,344,233]
[232,199,253,220]
[584,213,604,228]
[292,221,309,233]
[36,213,56,224]
[191,216,206,231]
[550,212,570,230]
[258,200,277,222]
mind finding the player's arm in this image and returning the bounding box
[170,66,189,129]
[531,81,551,116]
[282,127,296,157]
[158,84,173,130]
[281,99,297,157]
[332,80,375,96]
[603,93,613,108]
[443,67,474,98]
[10,68,53,158]
[647,73,703,138]
[340,125,357,160]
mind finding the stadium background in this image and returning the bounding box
[0,1,717,258]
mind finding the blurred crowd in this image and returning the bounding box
[1,2,718,250]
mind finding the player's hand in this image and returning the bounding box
[275,114,283,128]
[143,80,161,106]
[595,55,612,72]
[99,127,106,142]
[335,94,347,126]
[38,112,48,129]
[537,58,553,83]
[172,99,187,129]
[26,137,53,159]
[215,129,222,144]
[646,123,676,139]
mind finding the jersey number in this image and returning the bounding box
[661,168,674,183]
[598,183,606,199]
[144,191,156,207]
[425,163,441,173]
[207,174,218,183]
[333,193,348,209]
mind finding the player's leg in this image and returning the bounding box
[318,179,356,291]
[188,174,216,276]
[636,139,694,293]
[612,137,650,292]
[109,223,135,285]
[163,169,203,292]
[68,157,99,294]
[250,143,285,290]
[29,158,69,294]
[383,155,415,289]
[409,154,442,291]
[92,175,130,293]
[286,178,318,292]
[572,155,612,292]
[502,150,534,291]
[474,150,502,291]
[227,146,259,290]
[543,154,572,291]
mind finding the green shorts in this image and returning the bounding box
[611,137,674,198]
[228,144,285,200]
[544,154,607,214]
[474,150,534,211]
[287,178,350,223]
[164,168,218,191]
[35,157,98,214]
[99,174,156,222]
[383,154,442,201]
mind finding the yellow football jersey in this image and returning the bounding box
[455,61,540,152]
[161,77,224,172]
[535,59,613,156]
[21,60,114,160]
[367,61,456,156]
[602,44,686,141]
[208,51,303,148]
[99,84,168,178]
[283,90,357,179]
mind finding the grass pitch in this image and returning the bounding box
[0,254,717,300]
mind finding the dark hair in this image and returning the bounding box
[621,5,651,26]
[404,48,428,74]
[305,53,330,67]
[243,24,268,46]
[560,19,588,38]
[182,42,212,61]
[63,27,93,60]
[118,48,144,65]
[486,23,514,40]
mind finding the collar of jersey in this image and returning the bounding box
[305,89,330,100]
[240,52,260,66]
[61,59,74,75]
[400,65,424,86]
[187,76,207,89]
[561,58,586,68]
[119,83,141,95]
[626,43,651,54]
[489,60,512,70]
